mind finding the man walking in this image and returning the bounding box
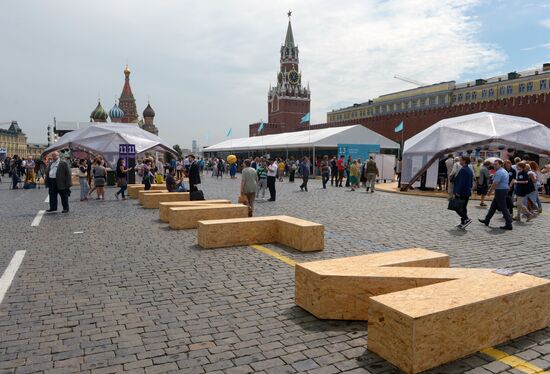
[299,157,310,192]
[365,156,379,193]
[337,155,345,187]
[267,158,278,201]
[478,159,513,230]
[320,155,330,189]
[45,151,72,213]
[330,156,338,186]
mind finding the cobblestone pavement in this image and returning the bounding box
[0,176,549,374]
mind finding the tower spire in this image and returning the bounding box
[285,11,295,48]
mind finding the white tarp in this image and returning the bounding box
[402,112,550,185]
[204,125,400,152]
[42,123,176,165]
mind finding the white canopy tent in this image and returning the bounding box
[402,112,550,189]
[42,123,176,166]
[204,125,400,152]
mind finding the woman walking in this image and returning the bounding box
[115,158,131,200]
[256,160,268,199]
[513,162,534,222]
[452,156,473,229]
[93,159,107,200]
[78,159,89,201]
[349,160,359,191]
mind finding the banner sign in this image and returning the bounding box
[337,144,380,161]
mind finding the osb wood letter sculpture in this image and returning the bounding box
[295,248,550,374]
[197,215,323,252]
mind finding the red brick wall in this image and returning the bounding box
[315,93,550,142]
[250,93,550,139]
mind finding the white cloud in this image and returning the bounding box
[0,0,506,146]
[540,19,550,28]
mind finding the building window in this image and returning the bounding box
[452,95,457,103]
[518,83,526,93]
[465,92,471,101]
[472,92,477,100]
[489,88,494,97]
[429,97,436,106]
[540,80,547,90]
[457,94,463,102]
[499,86,505,96]
[507,85,513,95]
[481,89,487,98]
[526,82,533,92]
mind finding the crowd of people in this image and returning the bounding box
[4,149,547,227]
[446,153,549,230]
[1,155,46,189]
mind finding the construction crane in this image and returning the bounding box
[394,75,427,87]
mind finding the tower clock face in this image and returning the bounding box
[289,70,299,85]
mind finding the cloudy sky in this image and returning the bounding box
[1,0,549,148]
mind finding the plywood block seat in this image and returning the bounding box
[128,184,168,198]
[369,270,550,373]
[294,249,550,373]
[141,192,190,209]
[159,200,231,222]
[169,204,249,229]
[197,215,323,252]
[295,248,450,321]
[137,189,168,204]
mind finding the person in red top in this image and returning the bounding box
[337,155,345,187]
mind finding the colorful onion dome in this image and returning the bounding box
[143,102,155,118]
[90,100,108,121]
[109,102,125,120]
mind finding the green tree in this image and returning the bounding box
[173,144,183,160]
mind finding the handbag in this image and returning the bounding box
[447,197,465,212]
[238,194,248,204]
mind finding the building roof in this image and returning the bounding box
[204,125,400,152]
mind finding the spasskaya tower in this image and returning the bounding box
[249,12,311,136]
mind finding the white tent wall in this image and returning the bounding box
[402,112,550,189]
[42,124,177,166]
[204,125,400,153]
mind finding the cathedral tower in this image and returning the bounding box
[118,65,139,123]
[267,12,311,131]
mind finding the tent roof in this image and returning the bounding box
[42,123,176,159]
[204,125,400,152]
[403,112,550,156]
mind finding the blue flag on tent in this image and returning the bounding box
[226,128,232,137]
[258,121,264,133]
[300,112,310,124]
[394,121,404,133]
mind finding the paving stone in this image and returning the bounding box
[0,178,549,374]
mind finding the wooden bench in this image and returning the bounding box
[137,189,168,205]
[197,215,323,252]
[295,248,450,320]
[169,204,249,230]
[295,249,550,374]
[128,184,167,198]
[159,200,231,222]
[141,192,190,209]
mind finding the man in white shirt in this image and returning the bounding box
[267,158,278,201]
